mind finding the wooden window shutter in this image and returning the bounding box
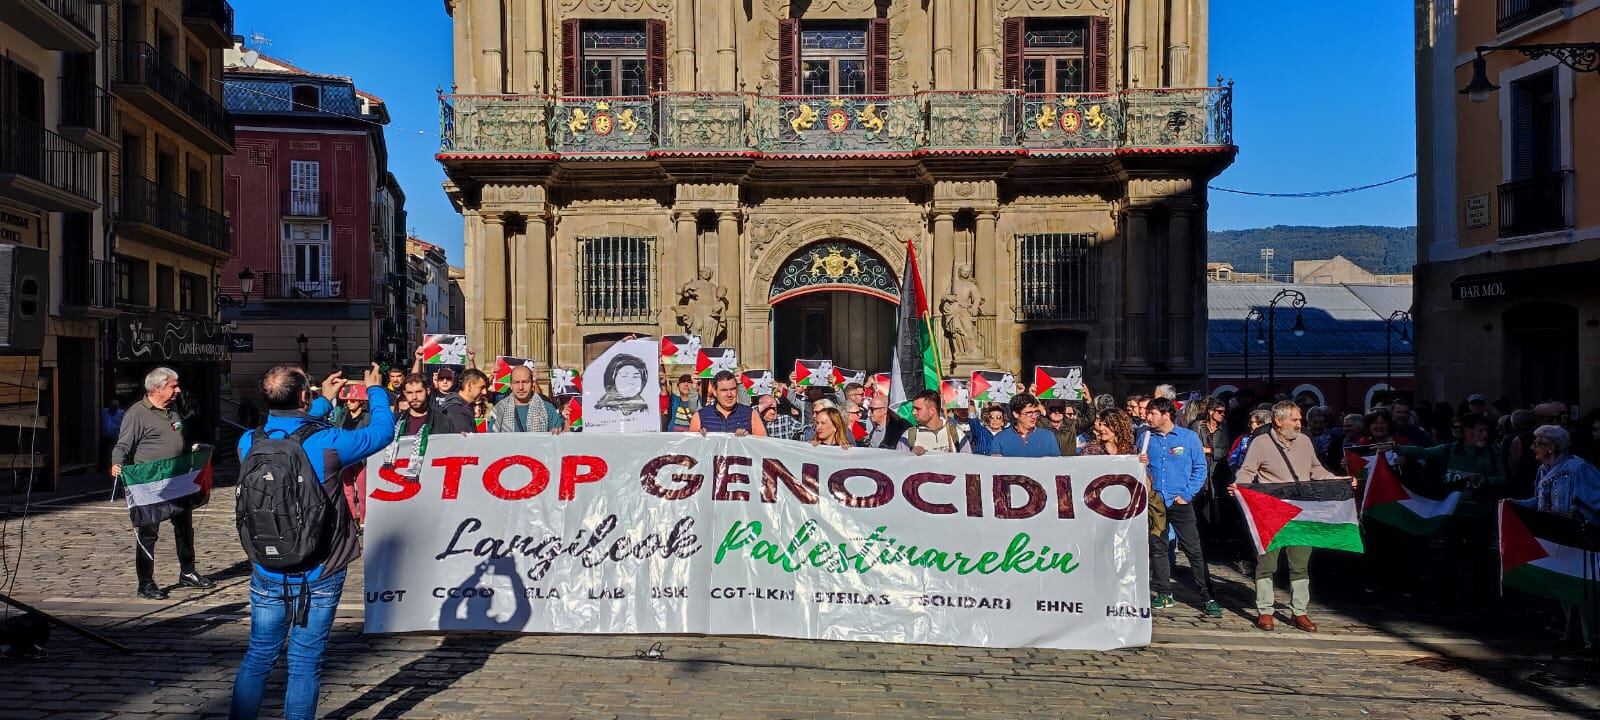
[1002,17,1025,91]
[645,19,668,92]
[561,19,581,96]
[1089,17,1110,92]
[1510,81,1533,180]
[867,18,890,94]
[778,18,801,95]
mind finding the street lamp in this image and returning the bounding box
[1384,310,1412,401]
[216,267,256,310]
[296,333,309,369]
[1265,289,1308,399]
[1242,308,1263,399]
[1461,43,1600,102]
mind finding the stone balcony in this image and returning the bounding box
[437,85,1233,160]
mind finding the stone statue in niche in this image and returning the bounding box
[674,268,721,343]
[942,264,985,360]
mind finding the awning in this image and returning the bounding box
[1450,260,1600,301]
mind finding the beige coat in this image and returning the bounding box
[1236,431,1339,485]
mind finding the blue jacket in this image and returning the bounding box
[990,426,1062,458]
[238,386,396,580]
[1140,424,1207,504]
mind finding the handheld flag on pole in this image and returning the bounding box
[889,237,943,422]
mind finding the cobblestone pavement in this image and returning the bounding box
[2,476,1597,719]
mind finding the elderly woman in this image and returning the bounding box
[1515,425,1600,652]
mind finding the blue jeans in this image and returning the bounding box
[230,569,347,720]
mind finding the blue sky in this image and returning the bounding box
[232,0,1417,263]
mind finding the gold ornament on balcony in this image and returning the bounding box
[568,108,591,135]
[856,103,885,137]
[791,103,819,133]
[617,108,639,135]
[808,247,861,280]
[1086,104,1107,131]
[1035,104,1057,136]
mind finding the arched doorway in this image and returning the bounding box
[769,241,899,375]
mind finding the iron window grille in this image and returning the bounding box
[1015,232,1098,321]
[576,235,657,324]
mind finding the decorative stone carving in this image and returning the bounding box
[761,0,909,92]
[933,180,998,207]
[942,264,984,360]
[1127,177,1197,203]
[673,267,723,343]
[750,215,909,289]
[993,2,1116,85]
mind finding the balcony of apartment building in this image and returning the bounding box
[59,82,118,153]
[59,257,119,318]
[116,175,231,257]
[112,42,234,154]
[181,0,235,49]
[1498,169,1573,238]
[282,188,327,219]
[255,272,348,301]
[0,113,99,212]
[1497,0,1571,32]
[437,85,1233,161]
[9,0,98,53]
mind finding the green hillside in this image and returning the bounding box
[1207,226,1417,275]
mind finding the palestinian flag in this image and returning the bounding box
[833,367,867,389]
[867,373,889,398]
[1361,453,1461,536]
[550,367,581,398]
[850,418,869,444]
[794,359,832,388]
[969,370,1017,405]
[121,446,214,528]
[741,370,774,397]
[661,334,699,366]
[1234,479,1364,555]
[1500,501,1600,605]
[941,378,969,409]
[565,396,583,431]
[421,334,467,365]
[889,237,942,423]
[696,347,737,379]
[492,356,536,393]
[1033,365,1084,401]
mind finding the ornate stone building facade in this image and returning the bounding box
[438,0,1234,394]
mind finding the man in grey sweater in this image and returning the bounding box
[111,367,214,599]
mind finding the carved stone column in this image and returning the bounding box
[932,210,956,300]
[464,209,483,346]
[1167,0,1191,86]
[449,0,474,92]
[934,0,954,88]
[524,0,547,92]
[1123,208,1151,364]
[1166,205,1194,366]
[674,0,697,91]
[509,221,528,353]
[524,213,551,366]
[975,0,997,89]
[717,210,741,347]
[1127,0,1148,88]
[975,210,999,362]
[471,0,504,94]
[718,0,737,91]
[481,213,509,359]
[675,210,699,294]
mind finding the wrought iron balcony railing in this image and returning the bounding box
[258,271,348,300]
[61,258,115,310]
[119,176,231,253]
[1498,170,1572,238]
[438,86,1234,158]
[182,0,235,41]
[550,96,656,155]
[1498,0,1569,32]
[283,188,326,217]
[115,42,234,147]
[0,113,98,203]
[752,94,923,155]
[60,83,113,146]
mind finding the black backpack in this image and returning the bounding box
[236,424,346,573]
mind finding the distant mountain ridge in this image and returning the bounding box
[1207,225,1417,276]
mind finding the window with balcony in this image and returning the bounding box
[1014,233,1098,321]
[1003,17,1110,93]
[288,160,320,215]
[1498,0,1570,32]
[155,264,175,310]
[576,236,656,323]
[1500,69,1569,238]
[560,20,666,97]
[778,19,888,95]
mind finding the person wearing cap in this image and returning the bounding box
[664,373,701,432]
[429,366,458,410]
[1042,400,1080,456]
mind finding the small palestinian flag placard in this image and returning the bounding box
[696,347,738,379]
[794,359,834,388]
[742,369,775,397]
[832,366,867,389]
[868,372,890,398]
[421,334,468,366]
[941,378,970,409]
[660,334,702,366]
[1033,365,1084,401]
[550,367,582,400]
[492,356,538,393]
[565,395,583,430]
[970,370,1018,405]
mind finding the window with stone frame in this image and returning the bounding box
[1014,232,1098,321]
[576,236,657,324]
[560,19,667,97]
[1003,16,1110,94]
[777,18,890,95]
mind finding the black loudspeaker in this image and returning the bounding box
[0,243,47,353]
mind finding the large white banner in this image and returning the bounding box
[363,433,1152,650]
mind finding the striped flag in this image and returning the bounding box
[120,446,213,528]
[1361,453,1462,536]
[888,237,941,423]
[1234,479,1364,555]
[1500,501,1600,605]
